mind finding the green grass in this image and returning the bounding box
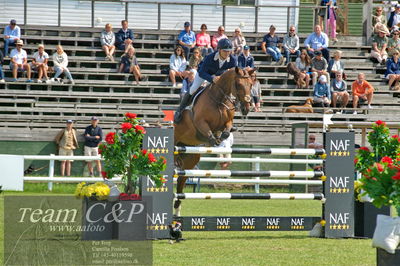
[0,184,376,265]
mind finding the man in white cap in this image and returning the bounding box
[313,75,331,108]
[10,40,32,82]
[370,29,388,64]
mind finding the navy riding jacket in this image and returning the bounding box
[198,51,238,83]
[237,53,254,69]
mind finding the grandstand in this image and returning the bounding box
[0,1,395,146]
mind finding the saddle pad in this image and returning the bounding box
[186,85,207,110]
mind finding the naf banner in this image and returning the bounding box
[142,127,174,239]
[324,132,355,238]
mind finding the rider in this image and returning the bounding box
[174,38,238,123]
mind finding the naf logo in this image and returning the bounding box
[329,176,351,193]
[147,136,169,148]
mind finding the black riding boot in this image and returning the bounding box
[174,93,191,123]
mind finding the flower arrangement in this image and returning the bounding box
[75,182,110,200]
[355,120,400,212]
[98,112,166,194]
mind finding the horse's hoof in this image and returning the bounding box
[220,131,230,140]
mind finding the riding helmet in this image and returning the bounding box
[217,38,233,51]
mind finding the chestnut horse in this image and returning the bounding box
[174,67,255,215]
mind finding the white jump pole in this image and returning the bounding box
[48,154,55,191]
[178,178,323,185]
[199,157,324,164]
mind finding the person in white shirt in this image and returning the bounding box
[10,40,32,82]
[52,45,74,84]
[169,46,187,87]
[218,133,234,170]
[31,44,49,83]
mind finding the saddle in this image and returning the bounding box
[185,85,207,111]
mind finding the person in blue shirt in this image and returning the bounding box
[261,25,284,65]
[237,45,254,69]
[174,38,238,123]
[178,22,196,60]
[385,49,400,89]
[304,25,330,62]
[313,75,331,107]
[3,19,21,57]
[116,20,134,52]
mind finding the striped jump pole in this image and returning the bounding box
[174,169,325,179]
[174,146,326,156]
[174,193,325,200]
[199,157,324,164]
[175,178,323,185]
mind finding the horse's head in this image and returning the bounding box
[233,67,254,116]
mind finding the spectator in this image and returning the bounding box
[217,132,234,170]
[31,44,49,83]
[3,19,20,57]
[330,71,349,113]
[196,24,213,56]
[232,27,246,55]
[373,6,389,35]
[211,26,227,50]
[84,117,103,177]
[385,49,400,90]
[180,69,196,99]
[325,0,338,42]
[250,73,262,112]
[169,46,187,87]
[238,45,254,70]
[261,25,284,65]
[100,23,116,62]
[118,47,142,85]
[352,73,374,114]
[178,22,196,60]
[327,50,345,79]
[0,49,4,83]
[311,50,329,86]
[295,49,313,88]
[283,25,300,64]
[370,29,388,65]
[116,20,134,52]
[55,120,79,177]
[52,45,74,84]
[313,75,331,108]
[308,134,323,149]
[318,0,329,29]
[304,25,330,62]
[388,4,400,31]
[188,47,203,70]
[10,40,32,82]
[387,30,400,56]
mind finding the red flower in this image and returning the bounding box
[105,132,116,144]
[134,125,146,134]
[125,112,137,119]
[160,156,167,165]
[392,135,399,139]
[119,193,130,201]
[354,158,358,164]
[121,122,133,133]
[372,177,378,181]
[142,149,147,155]
[119,193,141,201]
[148,152,157,163]
[101,171,109,179]
[375,120,385,126]
[133,154,138,159]
[381,156,393,165]
[359,147,370,152]
[160,177,167,183]
[376,163,384,172]
[130,194,141,200]
[392,171,400,180]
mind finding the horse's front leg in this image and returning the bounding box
[196,119,217,146]
[220,120,233,141]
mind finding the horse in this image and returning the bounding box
[174,67,255,216]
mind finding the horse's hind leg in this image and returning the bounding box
[174,153,200,216]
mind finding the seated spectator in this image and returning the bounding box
[188,48,203,70]
[180,69,196,99]
[31,44,49,83]
[330,71,348,113]
[10,40,32,82]
[304,25,330,62]
[211,26,227,50]
[261,25,284,65]
[178,22,196,60]
[0,49,4,83]
[385,49,400,90]
[238,45,254,70]
[116,20,134,52]
[370,29,388,64]
[232,28,246,55]
[352,73,374,114]
[311,50,329,86]
[313,75,331,108]
[52,45,74,84]
[3,19,20,57]
[295,49,312,88]
[373,6,389,35]
[55,120,79,177]
[196,24,213,56]
[387,30,400,56]
[118,47,142,85]
[328,50,345,79]
[101,23,116,62]
[388,4,400,31]
[169,46,187,87]
[308,134,323,149]
[283,25,300,64]
[251,73,262,112]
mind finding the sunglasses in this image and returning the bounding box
[289,29,295,32]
